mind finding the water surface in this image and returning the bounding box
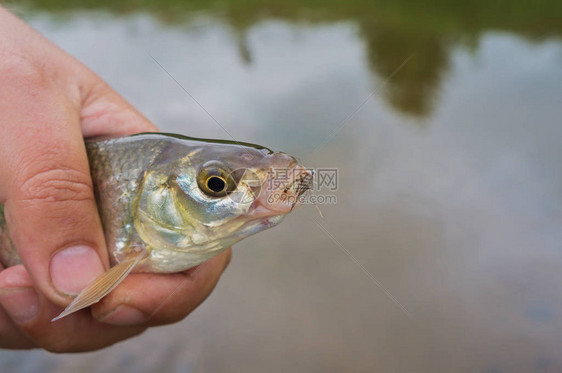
[2,1,562,372]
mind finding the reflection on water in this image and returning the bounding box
[3,1,562,372]
[16,0,562,118]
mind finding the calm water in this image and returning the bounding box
[2,1,562,372]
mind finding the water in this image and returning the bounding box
[2,1,562,371]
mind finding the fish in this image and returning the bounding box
[0,133,312,321]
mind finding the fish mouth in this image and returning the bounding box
[249,165,313,218]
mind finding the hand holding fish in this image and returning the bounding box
[0,8,311,352]
[0,8,232,351]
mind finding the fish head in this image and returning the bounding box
[50,134,314,320]
[133,139,312,257]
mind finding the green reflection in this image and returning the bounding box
[13,0,562,117]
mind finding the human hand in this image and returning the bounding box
[0,8,231,352]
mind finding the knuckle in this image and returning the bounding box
[0,50,80,110]
[0,52,51,90]
[18,165,93,204]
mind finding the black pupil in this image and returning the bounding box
[207,176,226,193]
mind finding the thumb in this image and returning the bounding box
[0,9,158,308]
[0,64,109,306]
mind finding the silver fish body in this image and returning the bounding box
[1,133,310,271]
[0,133,312,319]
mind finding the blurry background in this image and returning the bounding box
[1,0,562,371]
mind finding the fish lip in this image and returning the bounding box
[248,197,285,219]
[224,210,284,244]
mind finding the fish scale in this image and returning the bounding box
[86,137,169,265]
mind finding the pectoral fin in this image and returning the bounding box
[52,250,147,322]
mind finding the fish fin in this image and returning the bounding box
[51,250,147,322]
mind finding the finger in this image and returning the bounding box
[0,59,109,307]
[0,265,35,349]
[0,303,35,349]
[0,7,156,138]
[79,78,159,137]
[92,248,232,326]
[0,265,145,352]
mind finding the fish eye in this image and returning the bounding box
[206,176,226,193]
[197,161,236,197]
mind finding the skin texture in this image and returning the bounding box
[0,7,231,351]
